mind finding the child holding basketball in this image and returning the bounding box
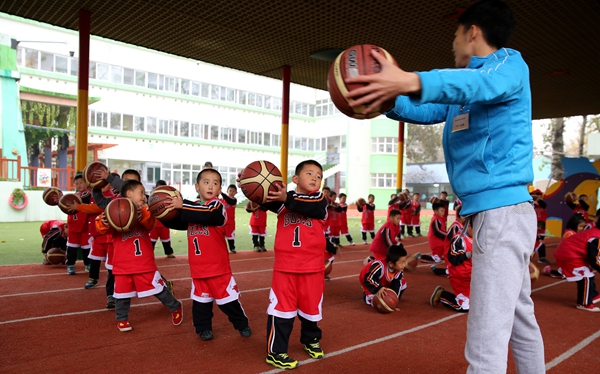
[421,202,447,264]
[252,159,329,370]
[328,191,342,247]
[366,210,402,263]
[337,193,355,245]
[40,220,67,264]
[359,244,407,311]
[65,174,92,275]
[149,180,176,258]
[96,180,183,331]
[358,194,376,244]
[246,200,268,252]
[221,184,238,254]
[407,193,422,237]
[165,169,251,340]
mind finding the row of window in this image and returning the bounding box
[88,109,346,152]
[371,137,399,154]
[146,163,243,188]
[371,173,398,188]
[17,47,341,117]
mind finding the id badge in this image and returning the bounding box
[452,113,469,133]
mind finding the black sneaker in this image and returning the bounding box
[304,339,324,359]
[199,330,213,341]
[260,246,267,252]
[230,249,237,254]
[84,278,98,289]
[239,326,252,338]
[266,353,298,370]
[106,296,116,309]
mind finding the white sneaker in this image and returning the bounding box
[576,304,600,312]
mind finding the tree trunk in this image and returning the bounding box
[579,115,587,157]
[551,117,565,180]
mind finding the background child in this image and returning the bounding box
[65,174,92,275]
[221,184,238,254]
[553,212,600,311]
[328,191,342,247]
[165,169,251,341]
[421,202,447,264]
[408,192,422,237]
[150,180,176,258]
[432,205,465,276]
[387,193,400,221]
[367,210,401,263]
[543,214,587,279]
[530,189,548,263]
[96,180,183,331]
[40,220,67,265]
[430,222,473,313]
[257,160,328,370]
[438,191,450,226]
[358,194,376,244]
[246,201,268,252]
[398,192,412,238]
[337,193,355,245]
[359,244,407,310]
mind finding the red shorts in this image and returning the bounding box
[339,222,349,235]
[329,225,340,237]
[224,224,235,240]
[267,271,324,321]
[361,223,374,232]
[410,215,420,226]
[431,244,445,260]
[150,225,170,241]
[113,270,165,299]
[190,273,240,305]
[250,225,266,236]
[88,235,110,261]
[67,231,91,249]
[105,240,114,270]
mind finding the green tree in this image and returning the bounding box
[405,123,444,163]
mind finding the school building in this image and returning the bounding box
[0,13,452,215]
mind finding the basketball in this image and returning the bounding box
[564,193,573,203]
[83,162,109,189]
[42,187,63,206]
[45,247,66,265]
[356,198,366,207]
[148,185,180,221]
[325,260,333,276]
[529,262,540,282]
[405,252,421,273]
[106,198,140,232]
[58,193,82,214]
[372,288,398,313]
[239,160,284,204]
[327,44,398,119]
[430,196,440,204]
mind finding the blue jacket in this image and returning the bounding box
[387,48,533,215]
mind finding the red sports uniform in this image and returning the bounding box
[359,259,407,307]
[439,198,450,225]
[409,199,421,226]
[554,226,600,281]
[150,219,171,243]
[369,221,401,261]
[40,220,66,253]
[221,194,237,240]
[249,208,267,236]
[400,200,413,228]
[444,220,464,259]
[444,232,473,311]
[387,198,400,221]
[338,203,350,235]
[67,190,91,248]
[428,214,447,262]
[359,203,376,232]
[328,205,342,239]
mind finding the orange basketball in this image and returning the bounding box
[106,198,139,232]
[83,162,108,189]
[43,187,63,206]
[356,198,366,207]
[372,288,398,314]
[45,247,66,265]
[327,44,398,119]
[58,193,82,215]
[148,185,180,221]
[239,160,284,204]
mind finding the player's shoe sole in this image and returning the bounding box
[266,353,298,370]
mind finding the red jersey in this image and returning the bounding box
[339,203,349,224]
[221,194,237,227]
[446,232,473,298]
[359,259,404,296]
[249,208,267,227]
[359,203,375,224]
[439,198,450,223]
[554,226,600,269]
[533,201,547,222]
[444,220,464,259]
[428,214,447,254]
[262,190,328,273]
[40,220,65,237]
[329,205,342,229]
[96,206,157,275]
[68,190,91,233]
[369,221,400,260]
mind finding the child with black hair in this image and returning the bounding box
[358,194,376,244]
[65,174,92,275]
[421,202,447,264]
[246,200,268,252]
[366,209,401,264]
[96,180,183,331]
[328,191,342,247]
[337,193,355,245]
[221,184,238,254]
[150,180,176,258]
[359,244,408,311]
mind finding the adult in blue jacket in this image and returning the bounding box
[346,1,544,373]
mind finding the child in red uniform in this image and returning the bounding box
[337,193,355,245]
[359,244,407,310]
[431,205,465,276]
[366,210,401,263]
[255,160,328,370]
[439,191,450,226]
[96,180,183,331]
[407,193,422,237]
[247,201,268,252]
[421,202,447,263]
[358,194,376,244]
[149,180,176,258]
[430,222,473,312]
[328,191,342,247]
[40,220,67,264]
[566,192,590,222]
[543,214,587,279]
[530,189,548,263]
[553,212,600,311]
[221,184,238,254]
[398,193,413,238]
[166,169,251,340]
[65,174,92,275]
[387,193,400,221]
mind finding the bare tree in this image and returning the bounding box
[405,123,445,163]
[550,117,565,180]
[579,115,587,157]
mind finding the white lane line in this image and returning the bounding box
[260,313,466,374]
[545,329,600,371]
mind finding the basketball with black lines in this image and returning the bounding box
[372,288,398,314]
[45,247,66,265]
[106,198,140,232]
[148,185,180,221]
[239,160,284,204]
[327,44,397,119]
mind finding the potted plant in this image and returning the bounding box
[8,188,28,210]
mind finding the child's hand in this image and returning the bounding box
[64,201,78,213]
[236,170,243,186]
[95,168,109,181]
[394,307,401,312]
[376,287,388,299]
[167,194,183,210]
[266,182,287,203]
[101,212,109,227]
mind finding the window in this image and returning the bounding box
[97,63,109,80]
[40,52,53,72]
[371,173,397,188]
[122,114,133,132]
[220,86,227,101]
[371,137,398,154]
[158,74,164,90]
[111,66,123,84]
[165,76,178,92]
[70,58,78,77]
[226,88,236,102]
[147,117,157,134]
[16,47,23,66]
[191,82,200,96]
[148,73,158,89]
[96,111,108,128]
[341,135,347,150]
[272,98,282,111]
[134,116,145,132]
[249,131,261,145]
[239,91,248,105]
[135,70,146,87]
[55,55,68,74]
[201,83,210,98]
[308,138,314,151]
[110,112,122,130]
[238,129,246,143]
[123,68,134,85]
[159,119,169,135]
[221,127,232,142]
[255,94,263,107]
[271,134,280,147]
[89,61,96,79]
[294,137,301,150]
[169,120,179,136]
[210,125,219,140]
[211,85,220,100]
[181,80,190,95]
[25,49,39,69]
[180,121,190,137]
[191,123,201,138]
[248,93,256,106]
[147,165,161,184]
[264,96,271,109]
[264,132,271,147]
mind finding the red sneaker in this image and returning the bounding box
[172,304,183,326]
[593,295,600,304]
[117,321,132,332]
[576,304,600,312]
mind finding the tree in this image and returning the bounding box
[405,123,444,163]
[550,117,565,181]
